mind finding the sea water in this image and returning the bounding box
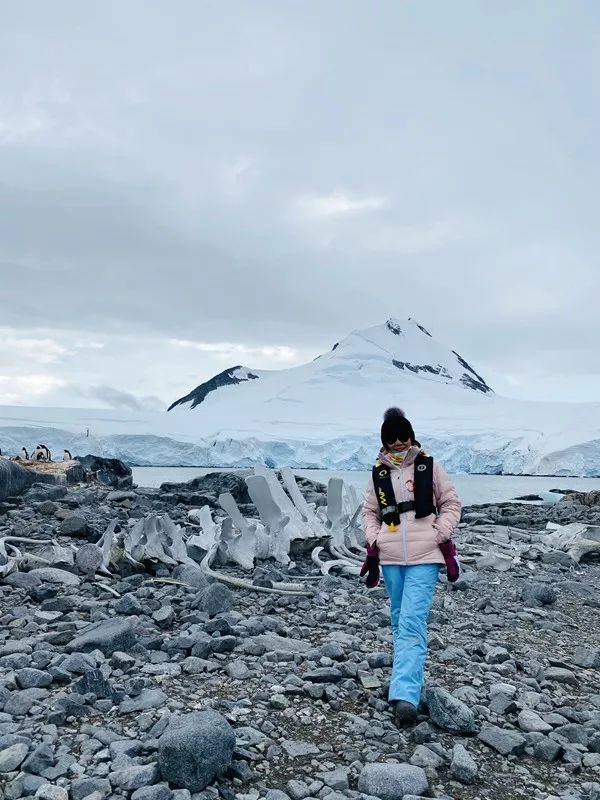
[131,466,600,506]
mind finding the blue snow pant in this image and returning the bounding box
[381,563,440,706]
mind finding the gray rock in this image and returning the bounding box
[266,791,292,800]
[303,668,342,683]
[107,490,136,501]
[4,688,49,716]
[358,763,428,800]
[195,584,233,617]
[0,741,29,772]
[478,724,526,756]
[59,515,89,537]
[114,593,144,615]
[34,785,69,800]
[521,583,557,606]
[226,660,251,680]
[450,744,478,784]
[70,777,112,800]
[157,710,235,791]
[172,564,208,590]
[26,568,81,587]
[544,667,578,685]
[22,743,54,774]
[425,686,476,733]
[15,668,53,689]
[73,669,115,699]
[573,647,600,669]
[316,768,349,791]
[153,606,175,628]
[281,740,320,758]
[61,653,96,674]
[120,689,168,713]
[75,543,103,575]
[518,709,553,733]
[131,787,175,800]
[286,780,310,800]
[248,634,311,654]
[409,745,444,769]
[67,619,136,655]
[534,737,563,762]
[110,762,160,790]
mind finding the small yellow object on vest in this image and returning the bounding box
[387,523,398,532]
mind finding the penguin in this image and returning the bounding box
[20,447,29,460]
[63,449,73,461]
[40,444,51,461]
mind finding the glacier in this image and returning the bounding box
[1,318,600,476]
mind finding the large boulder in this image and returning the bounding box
[159,471,251,505]
[77,455,133,488]
[0,459,36,501]
[157,710,235,791]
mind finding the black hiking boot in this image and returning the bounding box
[392,700,418,726]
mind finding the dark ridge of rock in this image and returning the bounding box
[76,455,133,488]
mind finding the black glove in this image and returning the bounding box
[360,544,380,588]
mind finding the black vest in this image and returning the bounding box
[372,452,436,521]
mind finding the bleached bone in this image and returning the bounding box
[475,552,516,571]
[246,474,292,561]
[96,520,118,573]
[123,514,195,567]
[218,493,271,567]
[252,466,314,540]
[326,478,344,527]
[311,545,361,577]
[187,506,219,552]
[280,468,325,537]
[0,536,57,578]
[200,541,312,596]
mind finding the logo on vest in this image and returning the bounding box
[417,464,427,472]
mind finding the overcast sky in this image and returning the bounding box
[2,0,599,409]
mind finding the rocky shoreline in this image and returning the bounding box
[1,469,600,800]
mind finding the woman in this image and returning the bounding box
[361,407,461,725]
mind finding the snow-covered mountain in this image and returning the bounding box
[1,318,600,475]
[168,318,493,417]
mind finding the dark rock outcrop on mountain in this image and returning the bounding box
[168,366,260,411]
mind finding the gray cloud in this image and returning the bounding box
[1,1,600,403]
[87,386,164,413]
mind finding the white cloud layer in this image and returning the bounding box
[1,1,600,404]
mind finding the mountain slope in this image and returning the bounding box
[167,318,494,433]
[1,319,599,475]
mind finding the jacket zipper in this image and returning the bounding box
[399,465,409,563]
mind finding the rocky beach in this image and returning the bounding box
[1,462,600,800]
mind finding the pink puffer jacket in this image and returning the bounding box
[362,446,461,566]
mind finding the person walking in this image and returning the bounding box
[361,407,461,724]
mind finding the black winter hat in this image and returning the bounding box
[381,407,416,448]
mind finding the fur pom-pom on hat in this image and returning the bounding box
[383,407,405,421]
